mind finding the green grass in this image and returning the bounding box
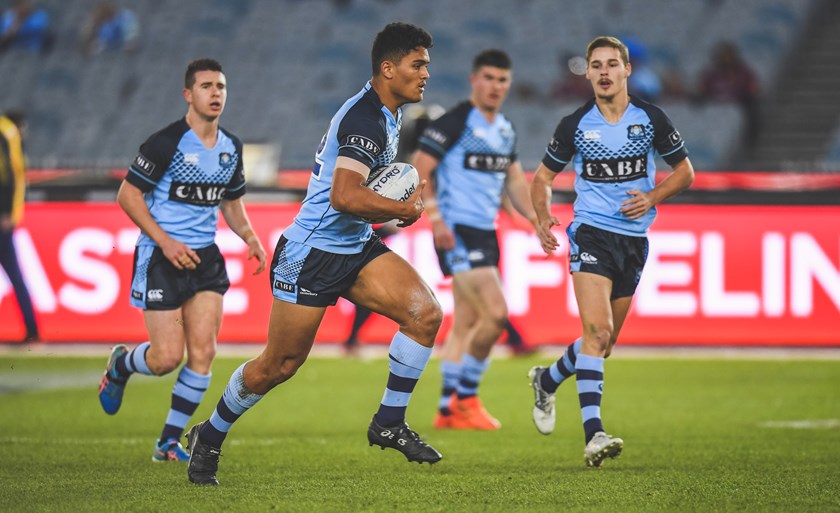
[1,354,839,513]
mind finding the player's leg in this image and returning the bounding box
[345,251,443,463]
[0,229,39,340]
[574,271,623,466]
[153,291,221,462]
[448,267,506,430]
[434,280,475,428]
[187,299,326,484]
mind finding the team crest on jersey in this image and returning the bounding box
[627,125,645,141]
[219,152,235,170]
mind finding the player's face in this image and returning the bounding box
[586,47,630,101]
[470,65,511,113]
[390,47,431,105]
[185,70,227,120]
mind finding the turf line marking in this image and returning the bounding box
[758,419,840,429]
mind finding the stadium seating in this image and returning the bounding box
[0,0,817,173]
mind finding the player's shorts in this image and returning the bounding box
[566,222,648,299]
[436,224,500,277]
[130,243,230,310]
[270,234,391,307]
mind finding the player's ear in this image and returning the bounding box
[381,60,395,79]
[183,87,192,103]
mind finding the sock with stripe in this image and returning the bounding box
[199,363,263,448]
[575,353,605,443]
[114,342,154,378]
[540,338,582,393]
[159,366,211,442]
[374,331,432,427]
[455,353,490,399]
[438,360,462,415]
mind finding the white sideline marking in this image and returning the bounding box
[759,419,840,429]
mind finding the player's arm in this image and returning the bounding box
[412,149,454,250]
[0,135,15,231]
[531,163,561,255]
[329,156,426,227]
[620,157,694,220]
[116,181,200,270]
[220,198,266,275]
[502,160,539,230]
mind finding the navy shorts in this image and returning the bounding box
[130,243,229,310]
[436,224,500,277]
[566,222,648,299]
[270,234,391,307]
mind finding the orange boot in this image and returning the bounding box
[449,394,501,430]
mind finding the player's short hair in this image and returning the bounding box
[185,58,224,89]
[586,36,630,66]
[371,22,433,76]
[3,109,27,130]
[472,49,512,72]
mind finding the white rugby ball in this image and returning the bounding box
[362,162,419,223]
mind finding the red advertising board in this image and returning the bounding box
[1,203,838,345]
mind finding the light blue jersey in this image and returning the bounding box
[417,101,518,231]
[126,118,245,248]
[542,96,688,236]
[284,82,401,254]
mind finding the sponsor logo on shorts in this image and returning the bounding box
[131,290,143,300]
[299,287,318,297]
[468,250,486,262]
[147,289,164,302]
[273,280,295,293]
[580,252,598,264]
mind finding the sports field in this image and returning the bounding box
[1,351,838,513]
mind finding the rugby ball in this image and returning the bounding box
[362,162,419,223]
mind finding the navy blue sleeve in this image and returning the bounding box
[644,103,689,166]
[541,115,577,172]
[223,130,246,200]
[336,110,387,168]
[416,102,471,160]
[125,121,183,192]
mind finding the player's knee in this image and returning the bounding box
[584,325,613,353]
[412,295,443,340]
[188,344,216,367]
[259,355,306,390]
[153,353,183,375]
[486,303,508,333]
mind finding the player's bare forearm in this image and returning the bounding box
[221,198,266,274]
[530,164,556,224]
[117,181,174,248]
[649,157,695,205]
[330,167,422,221]
[504,162,538,225]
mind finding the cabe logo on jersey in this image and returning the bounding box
[169,182,227,206]
[582,155,648,183]
[464,153,511,172]
[346,135,381,156]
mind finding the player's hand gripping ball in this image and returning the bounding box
[362,162,420,223]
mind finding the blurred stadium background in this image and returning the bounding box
[1,0,838,346]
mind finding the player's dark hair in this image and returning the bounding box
[472,49,512,72]
[371,23,433,76]
[586,36,630,66]
[185,58,224,89]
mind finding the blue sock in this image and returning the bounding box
[439,360,462,415]
[159,366,211,443]
[115,342,154,377]
[200,363,263,448]
[541,338,582,393]
[575,354,605,443]
[456,353,490,399]
[374,332,432,427]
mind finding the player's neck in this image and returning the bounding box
[594,92,630,124]
[185,111,220,148]
[370,78,401,118]
[470,97,499,123]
